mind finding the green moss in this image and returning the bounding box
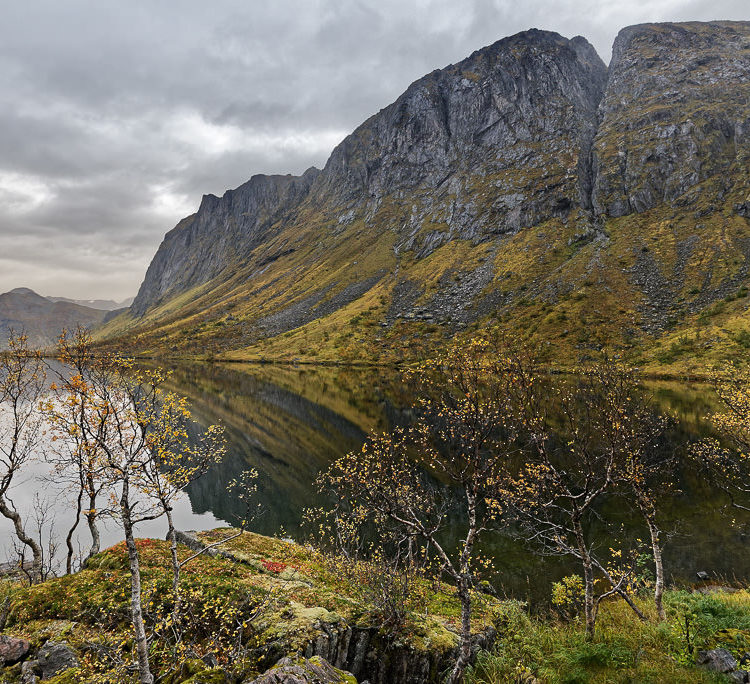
[4,530,502,681]
[182,668,230,683]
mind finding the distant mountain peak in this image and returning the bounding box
[45,295,134,311]
[0,289,107,349]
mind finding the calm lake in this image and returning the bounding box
[2,361,749,606]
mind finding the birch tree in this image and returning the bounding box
[606,364,671,621]
[511,362,651,637]
[77,359,161,683]
[318,337,528,683]
[0,332,46,581]
[44,327,111,572]
[134,379,226,627]
[74,357,225,683]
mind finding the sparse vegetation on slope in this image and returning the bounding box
[0,531,502,683]
[95,22,750,376]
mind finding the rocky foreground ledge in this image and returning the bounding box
[0,529,500,683]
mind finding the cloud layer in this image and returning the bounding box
[1,0,747,299]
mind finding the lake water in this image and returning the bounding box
[2,362,749,607]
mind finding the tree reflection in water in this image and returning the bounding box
[158,362,750,605]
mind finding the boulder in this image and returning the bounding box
[697,647,738,673]
[20,660,39,684]
[21,641,79,680]
[246,656,356,683]
[729,671,750,683]
[0,634,31,665]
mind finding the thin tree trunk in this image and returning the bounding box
[593,558,648,622]
[447,575,473,684]
[574,518,596,639]
[447,489,477,684]
[0,498,42,582]
[85,508,100,559]
[615,584,648,621]
[85,477,100,560]
[582,555,595,638]
[165,505,181,626]
[120,483,154,684]
[646,517,666,621]
[65,487,83,574]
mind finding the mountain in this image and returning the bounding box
[0,288,106,350]
[46,296,134,311]
[104,21,750,373]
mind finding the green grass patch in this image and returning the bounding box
[466,590,750,684]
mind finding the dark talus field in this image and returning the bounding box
[99,21,750,374]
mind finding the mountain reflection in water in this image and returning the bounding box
[0,360,738,603]
[167,362,404,535]
[166,362,750,602]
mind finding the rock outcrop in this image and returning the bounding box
[175,530,497,684]
[20,641,79,682]
[247,656,355,684]
[593,21,750,217]
[0,635,30,666]
[131,168,321,315]
[697,647,750,682]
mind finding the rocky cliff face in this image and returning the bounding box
[593,21,750,217]
[316,30,606,244]
[132,168,320,315]
[117,22,750,370]
[130,29,606,316]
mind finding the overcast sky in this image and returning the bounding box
[1,1,747,300]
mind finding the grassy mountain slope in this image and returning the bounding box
[101,22,750,374]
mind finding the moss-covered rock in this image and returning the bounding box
[1,530,500,684]
[182,668,233,684]
[247,655,356,683]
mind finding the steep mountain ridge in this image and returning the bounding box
[131,29,606,316]
[132,168,321,315]
[108,21,750,372]
[315,30,606,222]
[593,21,750,217]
